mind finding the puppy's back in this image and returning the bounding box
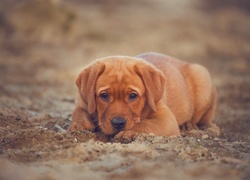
[136,52,185,70]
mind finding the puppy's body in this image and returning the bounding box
[138,53,217,127]
[68,52,217,141]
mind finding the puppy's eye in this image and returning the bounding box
[129,93,138,101]
[100,92,109,101]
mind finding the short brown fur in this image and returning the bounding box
[68,52,217,142]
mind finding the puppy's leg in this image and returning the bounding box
[186,64,216,126]
[198,86,217,126]
[67,107,95,132]
[180,121,199,131]
[114,101,180,142]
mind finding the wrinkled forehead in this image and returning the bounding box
[95,58,145,94]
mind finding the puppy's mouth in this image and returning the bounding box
[99,116,140,135]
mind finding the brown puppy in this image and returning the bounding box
[68,52,217,142]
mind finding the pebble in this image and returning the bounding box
[202,135,209,139]
[213,137,220,141]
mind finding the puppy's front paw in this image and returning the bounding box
[67,122,82,132]
[112,130,139,143]
[67,121,93,132]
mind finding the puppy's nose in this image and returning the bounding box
[111,117,126,129]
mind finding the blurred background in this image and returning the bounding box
[0,0,249,139]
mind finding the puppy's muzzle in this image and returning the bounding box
[111,117,126,129]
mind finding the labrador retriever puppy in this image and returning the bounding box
[68,52,217,142]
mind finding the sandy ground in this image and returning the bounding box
[0,0,249,179]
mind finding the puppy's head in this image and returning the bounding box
[76,56,165,135]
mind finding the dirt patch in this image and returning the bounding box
[0,0,249,179]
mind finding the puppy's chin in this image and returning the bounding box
[99,122,117,135]
[100,124,124,136]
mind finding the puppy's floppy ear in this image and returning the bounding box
[76,62,105,114]
[135,62,166,112]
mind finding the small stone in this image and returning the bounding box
[213,137,220,141]
[202,135,209,139]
